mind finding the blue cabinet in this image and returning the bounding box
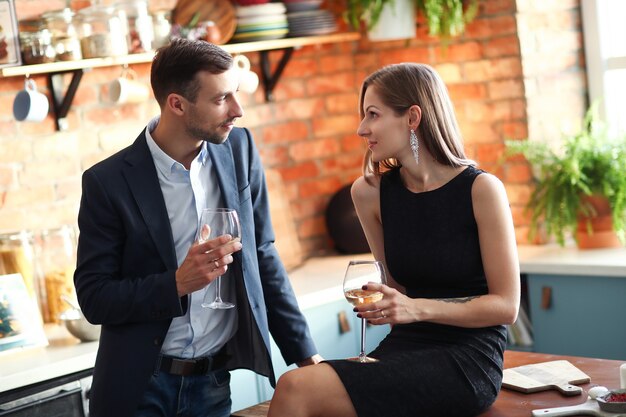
[230,369,260,412]
[527,273,626,360]
[231,298,391,411]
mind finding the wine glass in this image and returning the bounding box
[343,260,386,363]
[198,208,241,309]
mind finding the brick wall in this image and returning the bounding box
[0,0,586,258]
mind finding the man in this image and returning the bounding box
[74,39,321,417]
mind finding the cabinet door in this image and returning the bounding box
[527,273,626,360]
[305,299,360,360]
[252,299,393,403]
[256,299,361,402]
[230,369,260,413]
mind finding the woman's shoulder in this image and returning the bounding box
[352,174,381,202]
[471,169,508,204]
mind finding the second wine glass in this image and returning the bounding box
[343,260,386,363]
[198,208,241,309]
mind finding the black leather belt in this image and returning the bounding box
[159,351,228,376]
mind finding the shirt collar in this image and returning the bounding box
[145,115,208,177]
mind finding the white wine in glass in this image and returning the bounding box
[198,208,241,309]
[343,260,386,363]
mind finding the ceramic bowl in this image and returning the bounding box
[597,389,626,413]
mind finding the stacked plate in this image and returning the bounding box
[286,9,337,37]
[283,0,323,13]
[232,2,289,42]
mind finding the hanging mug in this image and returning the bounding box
[108,67,150,104]
[233,54,259,94]
[13,78,50,122]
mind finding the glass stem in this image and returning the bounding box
[359,317,367,362]
[215,276,223,302]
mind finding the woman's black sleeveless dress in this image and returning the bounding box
[325,166,507,417]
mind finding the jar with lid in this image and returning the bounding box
[151,9,171,49]
[77,5,129,58]
[42,8,83,61]
[18,22,56,64]
[115,0,154,53]
[37,225,78,324]
[0,230,47,321]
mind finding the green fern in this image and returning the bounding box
[505,106,626,246]
[416,0,478,38]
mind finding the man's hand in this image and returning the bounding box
[296,354,324,367]
[175,235,242,297]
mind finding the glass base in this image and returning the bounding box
[347,355,379,363]
[202,301,235,309]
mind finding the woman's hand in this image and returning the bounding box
[353,283,419,325]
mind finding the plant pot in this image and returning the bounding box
[367,0,415,41]
[575,195,622,249]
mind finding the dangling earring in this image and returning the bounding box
[409,129,419,164]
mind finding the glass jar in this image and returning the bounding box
[42,8,83,61]
[0,231,46,320]
[77,5,128,58]
[19,28,56,64]
[151,9,171,49]
[37,225,78,324]
[115,0,153,53]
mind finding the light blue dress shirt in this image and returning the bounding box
[145,116,237,358]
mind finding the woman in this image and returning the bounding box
[267,63,520,417]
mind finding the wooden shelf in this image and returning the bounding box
[1,32,360,131]
[222,32,360,54]
[0,32,361,78]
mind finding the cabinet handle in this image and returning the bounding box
[541,286,552,310]
[338,311,351,334]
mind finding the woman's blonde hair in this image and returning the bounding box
[359,63,474,176]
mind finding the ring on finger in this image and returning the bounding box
[381,310,386,318]
[213,260,219,270]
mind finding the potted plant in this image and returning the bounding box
[415,0,479,39]
[505,106,626,248]
[343,0,478,40]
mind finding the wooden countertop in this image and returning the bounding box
[481,350,622,417]
[232,350,625,417]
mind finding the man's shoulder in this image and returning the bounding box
[221,127,254,157]
[228,126,251,145]
[86,133,146,175]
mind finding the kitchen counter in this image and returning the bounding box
[0,255,373,394]
[518,244,626,277]
[0,324,97,393]
[289,245,626,311]
[2,244,624,394]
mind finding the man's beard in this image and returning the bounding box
[187,126,228,144]
[186,119,234,145]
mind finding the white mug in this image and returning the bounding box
[13,79,49,122]
[108,70,150,104]
[233,54,259,94]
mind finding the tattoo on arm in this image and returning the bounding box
[437,295,481,304]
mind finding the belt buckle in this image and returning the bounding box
[197,357,210,375]
[169,358,192,375]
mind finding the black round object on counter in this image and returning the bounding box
[325,184,370,254]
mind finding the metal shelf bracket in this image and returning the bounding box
[259,48,294,102]
[46,69,84,131]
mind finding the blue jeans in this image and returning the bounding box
[134,368,232,417]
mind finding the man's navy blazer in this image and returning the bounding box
[75,127,317,417]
